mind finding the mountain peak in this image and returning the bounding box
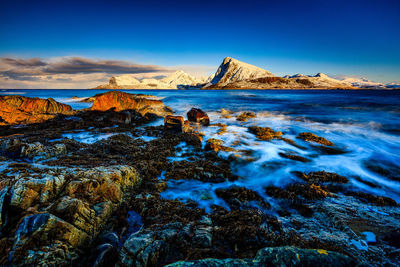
[315,73,328,78]
[210,57,275,86]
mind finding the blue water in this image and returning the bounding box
[2,89,400,206]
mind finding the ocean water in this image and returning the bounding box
[2,89,400,208]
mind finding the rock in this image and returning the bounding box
[120,232,155,266]
[164,115,187,133]
[93,243,118,267]
[297,132,334,146]
[9,174,67,210]
[166,246,358,266]
[248,126,282,141]
[215,186,270,210]
[295,171,349,184]
[0,139,67,161]
[254,246,358,267]
[220,108,233,118]
[0,187,8,228]
[279,152,311,162]
[187,108,210,126]
[236,111,256,122]
[204,138,234,152]
[89,91,173,117]
[192,225,212,248]
[11,213,88,265]
[0,95,73,125]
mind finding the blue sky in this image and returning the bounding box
[0,0,399,88]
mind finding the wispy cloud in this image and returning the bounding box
[0,56,215,89]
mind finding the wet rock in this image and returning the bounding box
[167,246,358,266]
[11,213,88,265]
[297,132,334,146]
[164,115,190,133]
[0,95,73,125]
[0,139,67,161]
[167,158,237,183]
[236,111,256,122]
[93,243,118,267]
[311,144,347,155]
[120,232,161,266]
[295,170,349,184]
[346,191,398,206]
[279,152,311,162]
[90,91,173,117]
[215,186,270,210]
[205,138,234,152]
[364,160,400,182]
[0,187,8,228]
[220,108,233,118]
[192,225,212,248]
[248,126,282,141]
[266,183,329,200]
[187,108,210,126]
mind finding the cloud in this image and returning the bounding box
[0,56,215,89]
[1,57,47,67]
[0,56,171,81]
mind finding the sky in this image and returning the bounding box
[0,0,399,88]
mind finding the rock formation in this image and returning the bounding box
[0,95,73,125]
[89,91,173,117]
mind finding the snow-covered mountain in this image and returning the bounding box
[161,70,205,88]
[207,57,275,87]
[338,77,385,88]
[95,70,206,89]
[95,57,396,90]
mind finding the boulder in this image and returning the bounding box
[187,108,210,126]
[0,95,73,125]
[11,213,88,265]
[89,91,173,117]
[164,115,190,133]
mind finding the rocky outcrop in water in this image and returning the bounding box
[0,95,73,125]
[89,91,173,117]
[187,108,210,126]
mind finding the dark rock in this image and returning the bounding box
[297,132,334,146]
[236,111,256,122]
[164,115,189,133]
[204,138,234,152]
[187,108,210,126]
[215,186,270,210]
[279,152,311,162]
[248,126,283,141]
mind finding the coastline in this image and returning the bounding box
[0,90,399,265]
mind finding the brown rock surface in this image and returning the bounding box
[0,95,73,125]
[90,91,172,117]
[187,108,210,126]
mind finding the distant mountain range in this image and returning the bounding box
[95,57,397,89]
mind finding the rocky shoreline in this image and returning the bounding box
[0,91,399,266]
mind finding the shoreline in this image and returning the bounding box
[0,91,399,266]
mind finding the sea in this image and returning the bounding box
[2,89,400,209]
